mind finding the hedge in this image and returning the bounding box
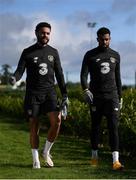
[0,87,136,156]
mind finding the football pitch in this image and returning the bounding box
[0,114,136,179]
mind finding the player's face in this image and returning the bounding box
[97,34,111,48]
[36,27,51,45]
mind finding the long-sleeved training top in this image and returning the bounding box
[14,43,67,95]
[80,46,122,100]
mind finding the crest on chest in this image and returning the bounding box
[48,55,54,62]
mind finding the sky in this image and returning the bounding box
[0,0,136,85]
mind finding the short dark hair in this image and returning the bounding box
[97,27,110,36]
[35,22,51,32]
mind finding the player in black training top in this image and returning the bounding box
[80,27,124,170]
[10,22,68,169]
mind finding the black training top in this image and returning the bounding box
[14,43,67,95]
[80,46,122,99]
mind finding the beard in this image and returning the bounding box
[41,38,49,45]
[37,36,49,45]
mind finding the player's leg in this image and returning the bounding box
[24,91,41,169]
[47,111,61,141]
[90,99,103,166]
[106,99,124,170]
[29,116,39,149]
[90,113,102,165]
[29,105,41,169]
[42,89,61,167]
[43,111,61,167]
[29,117,41,169]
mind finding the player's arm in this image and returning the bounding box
[54,49,69,119]
[54,49,67,97]
[115,53,122,100]
[80,52,93,104]
[115,53,122,108]
[80,52,89,90]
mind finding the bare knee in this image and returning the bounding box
[29,117,39,134]
[49,112,61,129]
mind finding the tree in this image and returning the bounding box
[0,64,13,85]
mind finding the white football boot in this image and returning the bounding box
[33,161,41,169]
[43,153,54,167]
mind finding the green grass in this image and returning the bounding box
[0,114,136,179]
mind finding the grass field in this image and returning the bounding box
[0,114,136,179]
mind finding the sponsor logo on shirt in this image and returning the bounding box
[96,58,101,62]
[39,63,48,75]
[100,62,110,74]
[33,57,38,63]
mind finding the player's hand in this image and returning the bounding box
[60,95,69,120]
[119,98,123,109]
[83,89,93,104]
[61,105,68,120]
[9,76,16,85]
[60,95,69,110]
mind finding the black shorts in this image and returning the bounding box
[90,97,120,120]
[24,89,59,118]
